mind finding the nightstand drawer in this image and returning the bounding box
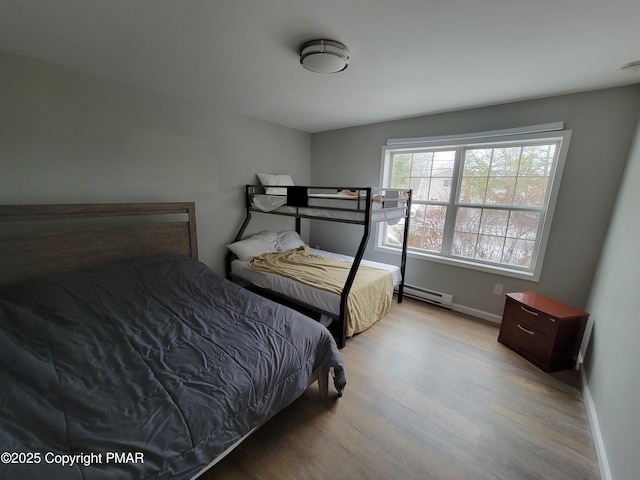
[498,314,552,366]
[504,297,557,337]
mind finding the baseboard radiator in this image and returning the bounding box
[400,285,453,308]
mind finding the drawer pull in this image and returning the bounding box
[520,306,539,317]
[517,324,535,335]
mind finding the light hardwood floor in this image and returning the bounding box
[204,297,601,480]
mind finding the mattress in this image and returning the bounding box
[231,248,401,318]
[251,193,407,223]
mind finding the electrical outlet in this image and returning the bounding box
[493,284,503,295]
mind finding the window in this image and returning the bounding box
[379,127,571,280]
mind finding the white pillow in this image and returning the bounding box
[257,173,295,195]
[277,231,306,251]
[227,231,278,261]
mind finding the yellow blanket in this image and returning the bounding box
[248,246,393,337]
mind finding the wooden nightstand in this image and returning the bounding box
[498,291,588,372]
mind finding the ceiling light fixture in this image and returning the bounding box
[299,39,350,74]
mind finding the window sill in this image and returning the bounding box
[375,244,541,282]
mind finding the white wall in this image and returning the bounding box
[310,86,640,319]
[583,119,640,480]
[0,50,310,274]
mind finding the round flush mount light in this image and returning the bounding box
[299,39,350,74]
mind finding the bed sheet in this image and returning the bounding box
[231,248,400,320]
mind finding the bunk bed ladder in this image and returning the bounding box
[337,187,372,348]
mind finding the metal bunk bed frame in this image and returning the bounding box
[225,185,412,348]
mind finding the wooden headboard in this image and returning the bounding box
[0,202,198,289]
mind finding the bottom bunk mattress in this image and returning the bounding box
[0,254,345,480]
[231,247,400,337]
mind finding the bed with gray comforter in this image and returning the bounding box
[0,254,346,479]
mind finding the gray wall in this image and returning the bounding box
[584,120,640,480]
[310,86,640,320]
[0,51,311,275]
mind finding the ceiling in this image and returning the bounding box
[2,0,640,133]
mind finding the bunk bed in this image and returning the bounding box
[226,185,412,348]
[0,202,345,480]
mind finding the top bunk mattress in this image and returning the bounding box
[250,188,409,224]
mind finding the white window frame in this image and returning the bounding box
[376,125,572,281]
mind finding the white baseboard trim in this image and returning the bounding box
[452,303,502,324]
[579,365,612,480]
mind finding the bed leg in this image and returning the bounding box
[318,368,329,400]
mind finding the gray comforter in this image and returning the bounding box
[0,255,345,479]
